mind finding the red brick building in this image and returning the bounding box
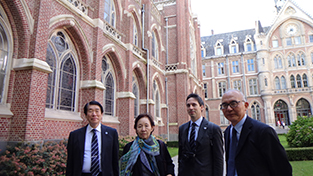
[0,0,203,151]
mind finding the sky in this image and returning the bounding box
[191,0,313,36]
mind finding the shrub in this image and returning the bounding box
[286,116,313,147]
[285,147,313,161]
[0,140,67,176]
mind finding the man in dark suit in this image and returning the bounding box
[221,89,292,176]
[178,93,224,176]
[66,101,119,176]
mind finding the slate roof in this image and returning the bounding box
[201,26,270,57]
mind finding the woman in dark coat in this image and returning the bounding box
[119,113,175,176]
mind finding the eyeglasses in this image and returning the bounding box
[220,100,244,110]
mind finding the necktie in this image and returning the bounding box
[227,128,238,176]
[189,122,197,152]
[91,129,100,176]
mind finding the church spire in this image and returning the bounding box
[275,0,287,14]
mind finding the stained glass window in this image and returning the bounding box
[0,23,9,103]
[45,31,77,111]
[102,56,115,116]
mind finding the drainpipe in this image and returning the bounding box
[165,17,169,140]
[142,4,150,113]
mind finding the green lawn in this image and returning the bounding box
[167,135,313,175]
[167,147,178,157]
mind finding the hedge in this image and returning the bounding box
[285,147,313,161]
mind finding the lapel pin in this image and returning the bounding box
[204,127,207,130]
[105,132,108,134]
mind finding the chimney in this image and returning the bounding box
[211,29,214,35]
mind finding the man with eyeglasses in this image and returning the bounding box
[221,89,292,176]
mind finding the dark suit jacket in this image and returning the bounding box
[66,124,119,176]
[178,117,224,176]
[122,140,175,176]
[224,116,292,176]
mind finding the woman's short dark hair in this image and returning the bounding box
[134,113,155,129]
[83,100,104,115]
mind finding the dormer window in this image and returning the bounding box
[244,37,254,52]
[229,39,238,54]
[215,41,223,56]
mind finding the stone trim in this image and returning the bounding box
[13,58,52,73]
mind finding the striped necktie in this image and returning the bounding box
[189,122,197,152]
[91,129,100,176]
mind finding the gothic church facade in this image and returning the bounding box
[0,0,203,151]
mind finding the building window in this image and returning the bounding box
[220,110,229,125]
[244,37,253,52]
[133,23,138,46]
[297,52,306,66]
[218,81,226,97]
[272,40,279,48]
[290,75,296,88]
[251,102,261,121]
[311,52,313,64]
[230,40,238,54]
[102,56,115,116]
[218,62,224,75]
[152,31,159,60]
[46,31,77,111]
[294,36,301,45]
[204,83,208,98]
[310,35,313,43]
[287,53,296,67]
[132,76,139,118]
[275,77,281,89]
[201,44,206,57]
[249,78,258,95]
[281,76,287,89]
[232,60,239,73]
[303,74,308,87]
[231,46,237,53]
[286,37,292,46]
[246,43,252,51]
[247,59,255,71]
[153,80,160,118]
[0,23,9,103]
[296,74,302,88]
[104,0,116,27]
[215,42,223,56]
[274,55,283,69]
[216,48,222,55]
[202,65,206,76]
[265,78,268,86]
[233,80,241,91]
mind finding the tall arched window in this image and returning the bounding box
[275,77,280,89]
[132,76,139,118]
[251,102,261,121]
[297,52,306,66]
[46,31,77,111]
[153,80,160,118]
[0,23,9,103]
[296,98,311,117]
[274,55,282,69]
[104,0,116,27]
[296,74,302,88]
[102,56,115,116]
[281,76,286,89]
[133,23,138,47]
[290,75,296,88]
[152,31,158,61]
[287,53,296,67]
[303,74,308,87]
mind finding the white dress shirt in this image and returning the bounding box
[82,124,102,173]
